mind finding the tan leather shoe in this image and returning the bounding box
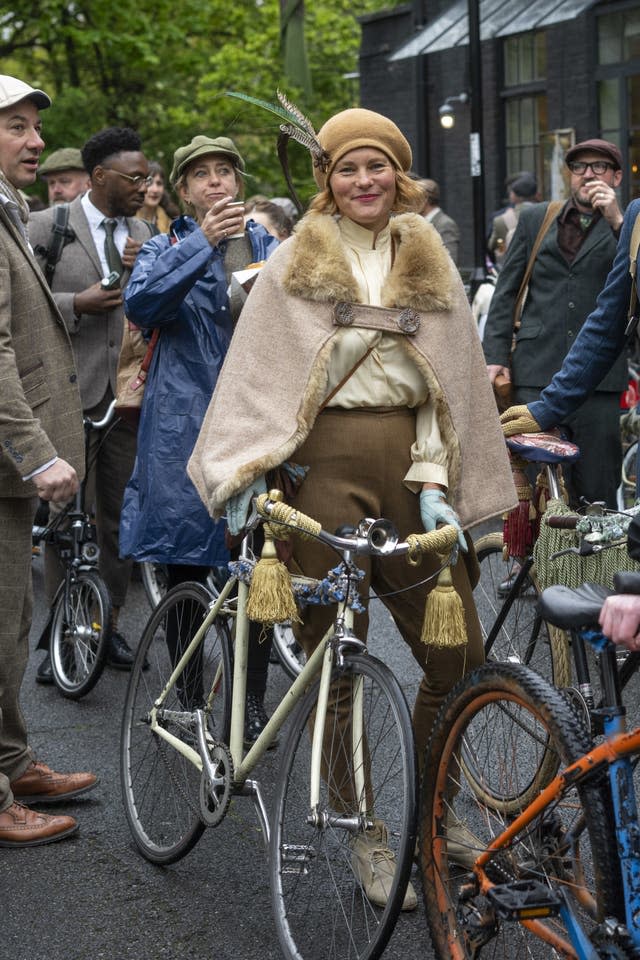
[0,802,78,847]
[10,761,98,804]
[350,819,417,911]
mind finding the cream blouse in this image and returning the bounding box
[325,217,448,490]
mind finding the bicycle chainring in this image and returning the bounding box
[199,742,233,827]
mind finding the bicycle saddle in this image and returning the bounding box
[538,582,612,630]
[506,432,580,464]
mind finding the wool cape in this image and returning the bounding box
[188,212,517,529]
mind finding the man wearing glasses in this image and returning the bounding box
[483,139,627,511]
[29,127,156,677]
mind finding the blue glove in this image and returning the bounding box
[225,476,267,536]
[419,488,467,553]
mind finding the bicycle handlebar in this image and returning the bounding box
[254,492,458,562]
[84,398,118,431]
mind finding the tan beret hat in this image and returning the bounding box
[314,108,412,188]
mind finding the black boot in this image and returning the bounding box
[35,652,53,685]
[244,691,278,750]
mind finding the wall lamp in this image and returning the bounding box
[438,92,469,129]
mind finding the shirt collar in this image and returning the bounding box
[81,191,126,230]
[338,215,391,252]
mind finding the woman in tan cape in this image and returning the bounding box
[188,107,516,906]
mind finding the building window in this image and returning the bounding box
[598,8,640,65]
[504,32,546,87]
[505,95,548,178]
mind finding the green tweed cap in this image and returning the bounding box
[170,135,245,184]
[39,147,86,175]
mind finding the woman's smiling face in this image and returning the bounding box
[328,147,397,235]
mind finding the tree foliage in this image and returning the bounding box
[2,0,402,205]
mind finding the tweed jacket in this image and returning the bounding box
[0,205,84,499]
[530,198,640,429]
[188,212,516,530]
[28,196,156,410]
[429,208,460,265]
[483,200,628,392]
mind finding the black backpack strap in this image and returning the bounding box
[44,203,75,287]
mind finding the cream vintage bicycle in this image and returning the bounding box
[120,491,458,960]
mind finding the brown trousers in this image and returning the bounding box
[290,407,484,777]
[0,497,37,810]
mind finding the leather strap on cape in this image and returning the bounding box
[318,343,375,413]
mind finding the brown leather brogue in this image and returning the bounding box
[0,802,78,847]
[10,761,98,804]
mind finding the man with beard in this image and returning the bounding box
[29,127,155,678]
[483,139,628,510]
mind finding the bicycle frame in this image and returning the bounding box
[466,628,640,958]
[147,545,366,839]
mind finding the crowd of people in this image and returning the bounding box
[3,69,640,921]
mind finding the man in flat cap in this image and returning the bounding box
[483,138,627,514]
[38,147,90,205]
[0,74,97,846]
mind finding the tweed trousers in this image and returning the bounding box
[0,497,37,811]
[44,387,137,610]
[289,406,484,779]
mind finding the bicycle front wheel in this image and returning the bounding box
[120,582,233,865]
[272,622,306,679]
[50,569,111,698]
[617,439,638,510]
[270,651,417,960]
[474,532,571,689]
[420,662,621,959]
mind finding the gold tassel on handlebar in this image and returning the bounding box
[406,528,467,648]
[421,563,467,647]
[246,491,300,627]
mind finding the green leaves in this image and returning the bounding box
[8,0,402,205]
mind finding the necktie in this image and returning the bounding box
[103,218,123,274]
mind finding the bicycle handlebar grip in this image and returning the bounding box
[256,492,322,540]
[406,524,457,565]
[613,571,640,595]
[546,514,580,529]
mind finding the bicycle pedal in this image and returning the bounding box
[280,843,316,875]
[486,880,562,920]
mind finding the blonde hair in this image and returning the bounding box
[174,166,244,220]
[308,167,424,218]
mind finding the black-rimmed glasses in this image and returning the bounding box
[567,160,616,176]
[105,168,153,187]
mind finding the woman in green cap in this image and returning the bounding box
[120,134,279,744]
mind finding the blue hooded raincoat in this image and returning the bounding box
[119,215,278,565]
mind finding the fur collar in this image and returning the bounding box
[282,212,453,312]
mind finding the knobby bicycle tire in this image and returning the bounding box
[50,569,111,699]
[420,661,622,960]
[120,581,233,865]
[270,651,417,960]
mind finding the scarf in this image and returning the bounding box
[0,169,31,240]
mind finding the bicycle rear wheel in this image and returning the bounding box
[474,532,571,689]
[420,662,622,959]
[120,582,233,865]
[50,569,111,698]
[270,651,417,960]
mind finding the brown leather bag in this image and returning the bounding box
[114,318,159,425]
[492,200,563,412]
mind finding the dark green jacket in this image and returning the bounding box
[483,201,628,392]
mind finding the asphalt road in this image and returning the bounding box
[3,552,442,960]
